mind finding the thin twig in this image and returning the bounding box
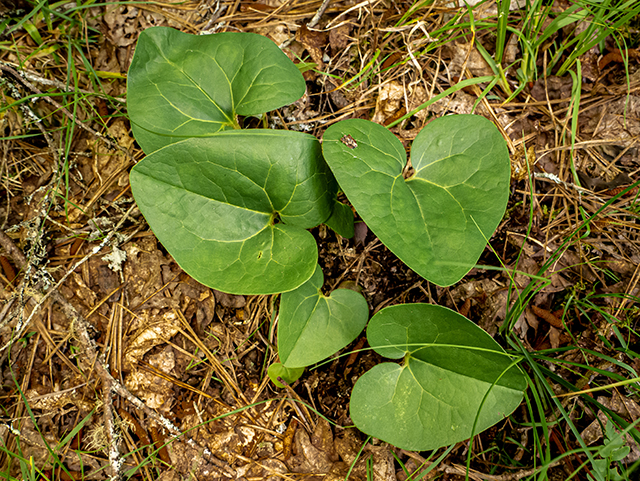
[103,375,123,481]
[0,60,125,102]
[307,0,332,28]
[443,461,563,481]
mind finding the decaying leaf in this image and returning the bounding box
[297,24,327,70]
[329,23,352,54]
[443,41,494,78]
[372,82,404,125]
[581,393,640,463]
[286,420,395,481]
[214,290,246,309]
[124,346,176,412]
[124,311,180,367]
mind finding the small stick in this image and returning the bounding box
[0,60,125,101]
[307,0,332,28]
[102,375,123,481]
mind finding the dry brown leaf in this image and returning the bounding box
[329,23,352,54]
[581,394,640,463]
[165,441,231,480]
[548,326,561,349]
[334,429,396,481]
[531,305,563,329]
[530,76,573,103]
[255,23,290,47]
[580,46,600,83]
[124,346,176,412]
[444,42,494,78]
[297,24,327,69]
[124,311,180,366]
[214,289,246,308]
[372,81,405,125]
[286,420,396,481]
[93,119,134,183]
[427,90,487,116]
[449,278,504,335]
[288,419,338,475]
[102,5,139,47]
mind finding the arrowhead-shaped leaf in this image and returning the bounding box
[278,264,368,368]
[127,27,306,153]
[268,363,305,388]
[322,115,510,286]
[350,304,526,451]
[130,130,336,294]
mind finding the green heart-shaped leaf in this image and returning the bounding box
[322,115,510,286]
[324,201,355,238]
[127,27,306,153]
[130,130,336,294]
[268,363,305,388]
[278,264,368,368]
[350,304,526,451]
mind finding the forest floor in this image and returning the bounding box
[1,1,640,480]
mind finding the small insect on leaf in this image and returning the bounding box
[340,135,357,149]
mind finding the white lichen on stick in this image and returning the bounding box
[102,245,127,273]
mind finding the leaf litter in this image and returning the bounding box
[1,0,640,480]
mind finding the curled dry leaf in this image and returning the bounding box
[124,310,180,367]
[444,41,494,78]
[372,82,429,126]
[334,429,397,481]
[531,305,563,329]
[372,82,404,125]
[297,24,327,70]
[124,346,176,412]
